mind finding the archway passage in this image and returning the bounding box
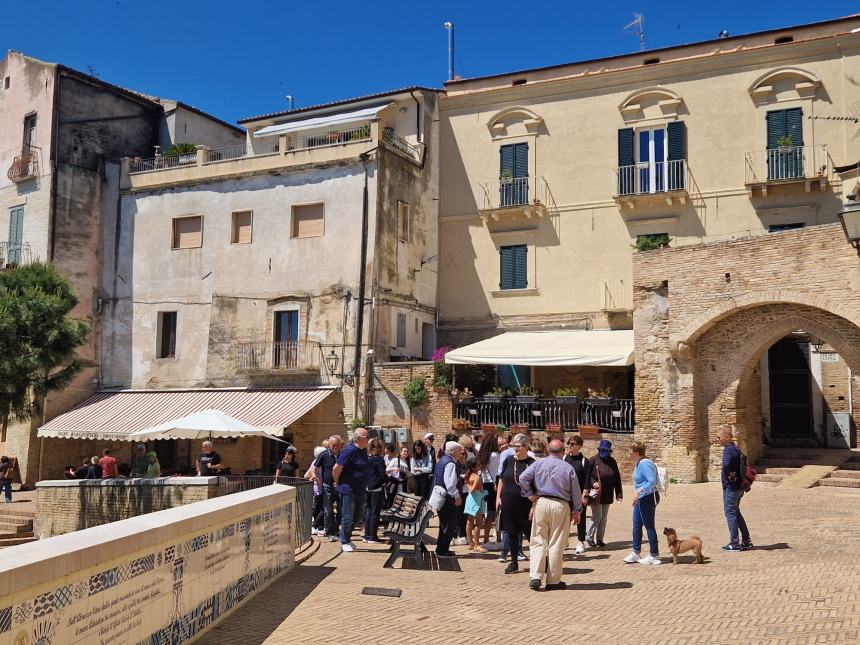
[693,303,860,479]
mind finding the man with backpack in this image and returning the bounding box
[717,428,754,552]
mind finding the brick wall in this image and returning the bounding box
[370,362,453,442]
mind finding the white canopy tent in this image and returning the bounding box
[252,103,392,138]
[443,330,634,367]
[128,409,289,443]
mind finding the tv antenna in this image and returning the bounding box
[624,13,646,51]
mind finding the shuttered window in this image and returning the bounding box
[499,244,527,290]
[766,108,803,148]
[617,128,635,195]
[667,121,686,191]
[499,143,528,179]
[231,210,253,244]
[396,313,407,348]
[7,206,24,265]
[172,215,203,249]
[292,203,325,238]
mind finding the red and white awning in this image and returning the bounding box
[37,387,336,441]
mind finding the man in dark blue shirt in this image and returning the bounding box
[333,427,370,552]
[313,435,343,541]
[718,428,753,552]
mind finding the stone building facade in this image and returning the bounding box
[633,223,860,482]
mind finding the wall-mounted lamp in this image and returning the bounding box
[838,193,860,252]
[326,350,354,386]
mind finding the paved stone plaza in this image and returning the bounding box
[209,482,860,644]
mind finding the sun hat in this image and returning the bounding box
[424,432,435,439]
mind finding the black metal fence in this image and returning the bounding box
[453,397,635,433]
[218,476,315,548]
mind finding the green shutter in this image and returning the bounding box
[8,206,23,265]
[500,145,514,178]
[500,246,514,289]
[785,107,803,146]
[514,245,527,289]
[617,128,634,195]
[667,122,686,191]
[513,143,528,178]
[766,110,786,149]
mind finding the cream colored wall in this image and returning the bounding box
[439,33,860,332]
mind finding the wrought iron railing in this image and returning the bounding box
[382,127,420,160]
[218,476,314,547]
[207,144,246,162]
[744,145,829,184]
[614,159,687,196]
[129,153,197,173]
[453,397,635,433]
[7,147,40,182]
[0,241,32,267]
[477,176,553,211]
[236,340,323,371]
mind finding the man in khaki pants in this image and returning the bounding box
[518,439,582,591]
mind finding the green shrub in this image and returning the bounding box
[403,378,429,409]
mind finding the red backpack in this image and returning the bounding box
[739,451,757,492]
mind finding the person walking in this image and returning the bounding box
[717,428,754,551]
[563,435,591,554]
[430,441,464,557]
[623,442,662,566]
[496,436,535,574]
[313,435,343,542]
[519,439,583,591]
[99,449,118,479]
[0,456,15,503]
[362,438,388,544]
[196,441,223,476]
[410,440,434,500]
[586,439,623,548]
[476,433,500,547]
[333,428,370,552]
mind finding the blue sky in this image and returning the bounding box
[5,1,859,124]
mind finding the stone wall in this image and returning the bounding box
[34,477,221,537]
[370,362,453,441]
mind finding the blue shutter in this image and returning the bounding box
[766,110,786,149]
[667,121,686,191]
[499,145,515,177]
[499,246,514,289]
[785,108,803,146]
[617,128,634,195]
[8,206,23,265]
[514,245,527,289]
[513,143,528,178]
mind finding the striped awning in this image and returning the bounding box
[37,387,336,441]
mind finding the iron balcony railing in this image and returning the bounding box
[236,340,323,372]
[478,176,552,211]
[381,127,420,161]
[129,153,197,173]
[7,145,40,183]
[206,144,247,162]
[614,159,687,197]
[744,144,829,184]
[0,241,33,267]
[453,397,635,434]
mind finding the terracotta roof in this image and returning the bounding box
[38,388,336,441]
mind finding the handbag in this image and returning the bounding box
[586,456,602,505]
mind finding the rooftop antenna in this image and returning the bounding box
[285,95,294,110]
[624,13,646,51]
[443,21,455,81]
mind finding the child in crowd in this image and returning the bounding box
[464,456,487,552]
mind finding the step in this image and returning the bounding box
[0,508,35,519]
[755,473,786,483]
[0,535,37,547]
[0,521,32,534]
[831,469,860,480]
[754,467,798,476]
[0,530,34,540]
[819,478,860,489]
[755,459,810,469]
[0,515,32,526]
[840,461,860,471]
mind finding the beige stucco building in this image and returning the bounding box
[438,16,860,414]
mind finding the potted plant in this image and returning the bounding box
[515,385,539,403]
[777,134,795,153]
[482,386,507,403]
[452,417,470,432]
[552,387,579,404]
[587,387,615,407]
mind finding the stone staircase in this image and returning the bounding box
[752,449,860,489]
[0,507,37,547]
[752,450,819,484]
[818,454,860,489]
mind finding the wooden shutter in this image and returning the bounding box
[396,313,407,347]
[667,122,686,191]
[172,216,202,249]
[785,107,803,146]
[766,110,786,149]
[292,203,325,238]
[8,207,23,246]
[231,211,253,244]
[513,245,527,289]
[513,143,528,178]
[499,246,514,289]
[500,144,515,178]
[617,128,634,167]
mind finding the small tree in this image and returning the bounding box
[402,378,429,409]
[0,263,88,441]
[164,142,198,157]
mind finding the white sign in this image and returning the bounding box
[819,352,839,363]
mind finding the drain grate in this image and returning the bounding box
[361,587,402,598]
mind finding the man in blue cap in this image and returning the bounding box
[586,439,623,548]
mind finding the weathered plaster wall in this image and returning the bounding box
[159,105,245,150]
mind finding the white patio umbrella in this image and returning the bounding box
[128,409,288,443]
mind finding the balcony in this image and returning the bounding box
[0,242,33,268]
[7,147,40,183]
[236,340,324,372]
[381,127,422,162]
[453,397,635,433]
[613,159,688,208]
[744,145,830,196]
[477,176,554,221]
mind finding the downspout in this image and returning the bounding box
[49,67,62,261]
[353,150,376,418]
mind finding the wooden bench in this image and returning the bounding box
[380,491,423,525]
[383,503,434,570]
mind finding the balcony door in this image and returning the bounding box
[274,310,299,368]
[637,127,667,194]
[766,108,804,180]
[8,206,23,265]
[499,143,528,207]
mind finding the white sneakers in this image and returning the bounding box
[637,554,662,566]
[454,537,468,546]
[341,542,355,552]
[623,551,641,563]
[575,542,586,555]
[517,553,528,561]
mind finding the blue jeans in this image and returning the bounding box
[723,487,750,547]
[0,479,11,503]
[339,491,366,545]
[632,492,659,556]
[322,484,340,537]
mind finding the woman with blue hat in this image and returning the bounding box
[585,439,623,547]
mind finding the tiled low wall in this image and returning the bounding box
[0,484,296,645]
[34,477,222,538]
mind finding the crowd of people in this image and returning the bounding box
[300,426,755,591]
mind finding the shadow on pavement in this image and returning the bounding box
[401,553,463,572]
[562,567,594,575]
[565,581,634,590]
[750,542,790,551]
[564,553,610,561]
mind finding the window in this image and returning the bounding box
[231,210,253,244]
[172,215,203,249]
[769,223,804,233]
[274,310,299,367]
[291,203,324,238]
[617,122,686,195]
[396,313,407,348]
[499,142,529,206]
[156,312,177,358]
[397,201,409,243]
[4,77,9,90]
[7,206,24,265]
[499,244,527,290]
[23,114,36,151]
[765,108,803,180]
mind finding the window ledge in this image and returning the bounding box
[490,288,540,298]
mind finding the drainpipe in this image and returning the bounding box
[49,67,62,261]
[353,150,375,417]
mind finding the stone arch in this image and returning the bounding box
[618,87,684,121]
[748,67,822,102]
[486,106,544,137]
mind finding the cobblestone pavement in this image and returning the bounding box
[208,483,860,644]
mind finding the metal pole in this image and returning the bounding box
[444,22,455,81]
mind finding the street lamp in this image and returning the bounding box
[837,193,860,250]
[325,350,339,375]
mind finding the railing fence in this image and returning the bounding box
[453,398,635,433]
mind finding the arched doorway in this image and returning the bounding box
[689,303,860,479]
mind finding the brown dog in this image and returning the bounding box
[663,527,704,564]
